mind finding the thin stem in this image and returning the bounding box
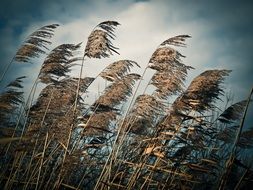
[55,54,85,188]
[94,65,149,190]
[4,78,38,156]
[35,90,54,190]
[234,168,249,190]
[35,132,48,190]
[218,87,253,190]
[0,57,14,82]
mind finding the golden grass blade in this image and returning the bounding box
[0,137,28,144]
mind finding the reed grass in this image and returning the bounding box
[0,20,252,190]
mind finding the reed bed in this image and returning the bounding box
[0,21,252,190]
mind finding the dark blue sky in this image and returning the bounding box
[0,0,252,126]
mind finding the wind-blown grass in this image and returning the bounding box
[0,20,252,190]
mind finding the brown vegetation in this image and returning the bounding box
[0,21,252,190]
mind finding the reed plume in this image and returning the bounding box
[122,94,165,135]
[0,76,25,125]
[157,69,231,136]
[218,100,247,124]
[94,73,141,110]
[79,72,141,136]
[0,24,59,82]
[79,111,116,136]
[28,77,94,142]
[148,35,193,99]
[85,21,120,58]
[15,24,59,63]
[238,127,253,149]
[39,43,82,84]
[100,60,140,82]
[174,69,231,113]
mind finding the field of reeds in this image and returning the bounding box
[0,21,253,190]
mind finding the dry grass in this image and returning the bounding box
[15,24,59,63]
[0,21,252,190]
[100,60,140,82]
[85,21,120,58]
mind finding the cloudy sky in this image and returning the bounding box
[0,0,253,123]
